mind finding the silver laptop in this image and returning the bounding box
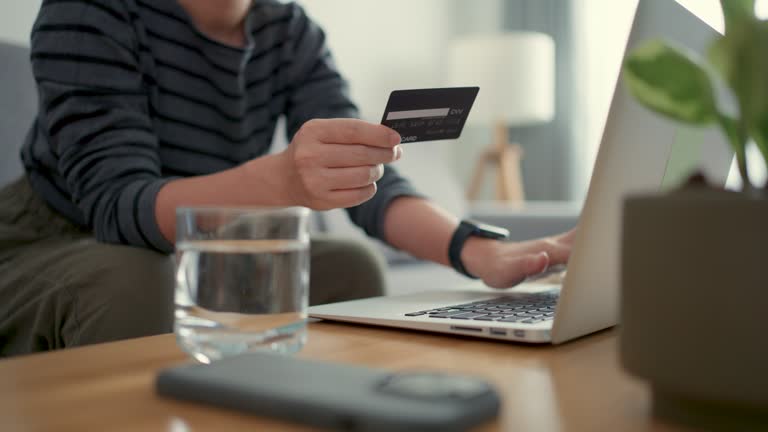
[309,0,731,344]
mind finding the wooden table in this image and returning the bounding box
[0,322,693,431]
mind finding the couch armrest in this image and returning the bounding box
[469,201,581,242]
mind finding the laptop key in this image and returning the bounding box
[431,311,469,318]
[522,318,543,324]
[404,312,426,316]
[449,313,488,319]
[498,317,524,322]
[472,314,505,320]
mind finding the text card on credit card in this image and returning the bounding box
[381,87,479,143]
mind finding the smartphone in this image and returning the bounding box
[156,352,500,431]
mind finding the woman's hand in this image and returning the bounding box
[461,229,576,288]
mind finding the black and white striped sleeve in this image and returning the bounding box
[32,0,173,252]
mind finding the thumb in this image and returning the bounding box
[488,252,550,289]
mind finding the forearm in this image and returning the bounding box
[383,197,501,274]
[383,197,456,265]
[155,153,294,243]
[381,197,475,266]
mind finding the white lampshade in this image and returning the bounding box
[448,32,555,126]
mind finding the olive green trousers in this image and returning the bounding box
[0,177,385,357]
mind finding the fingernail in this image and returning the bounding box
[389,132,401,146]
[534,252,550,273]
[395,145,403,160]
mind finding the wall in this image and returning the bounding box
[0,0,41,45]
[298,0,455,122]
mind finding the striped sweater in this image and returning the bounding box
[21,0,418,253]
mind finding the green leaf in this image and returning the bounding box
[717,113,750,184]
[707,36,732,82]
[750,116,768,167]
[740,23,768,126]
[712,21,768,146]
[720,0,755,33]
[717,113,745,155]
[623,39,718,125]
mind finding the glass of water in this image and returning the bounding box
[174,206,310,363]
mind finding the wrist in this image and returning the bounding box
[460,237,501,278]
[240,153,299,207]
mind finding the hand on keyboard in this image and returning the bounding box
[461,229,575,288]
[525,264,567,284]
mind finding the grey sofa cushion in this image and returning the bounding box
[0,41,36,186]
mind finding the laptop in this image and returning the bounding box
[309,0,732,344]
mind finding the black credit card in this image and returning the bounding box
[380,87,479,143]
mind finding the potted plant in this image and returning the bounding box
[619,0,768,429]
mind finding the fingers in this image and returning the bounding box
[320,143,402,167]
[304,118,401,148]
[545,229,578,263]
[538,238,571,264]
[287,119,402,209]
[328,183,377,208]
[514,233,574,266]
[323,164,384,190]
[512,252,552,283]
[486,252,550,289]
[555,228,577,246]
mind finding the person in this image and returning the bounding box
[0,0,574,356]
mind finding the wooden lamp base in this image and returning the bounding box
[466,121,526,202]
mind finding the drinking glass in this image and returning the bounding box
[174,207,310,363]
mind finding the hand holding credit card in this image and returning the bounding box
[381,87,479,143]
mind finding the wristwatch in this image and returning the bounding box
[448,220,510,279]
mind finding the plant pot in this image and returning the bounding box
[620,187,768,430]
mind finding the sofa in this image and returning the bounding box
[0,41,35,186]
[0,40,580,295]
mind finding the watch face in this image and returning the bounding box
[471,221,509,239]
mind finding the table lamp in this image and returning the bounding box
[448,32,555,202]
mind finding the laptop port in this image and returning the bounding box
[489,328,507,336]
[449,325,483,333]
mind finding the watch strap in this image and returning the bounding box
[448,221,480,279]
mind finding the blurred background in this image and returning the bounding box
[2,0,765,210]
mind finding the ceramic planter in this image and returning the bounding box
[620,187,768,430]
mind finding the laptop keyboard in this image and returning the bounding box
[404,292,558,324]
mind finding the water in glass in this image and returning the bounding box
[174,238,308,363]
